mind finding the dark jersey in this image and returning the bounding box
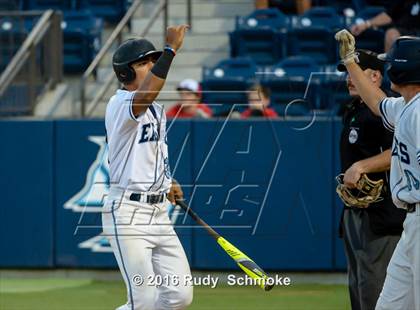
[340,98,405,235]
[386,0,420,30]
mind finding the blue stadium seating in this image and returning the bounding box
[279,99,312,117]
[229,28,286,65]
[350,6,385,53]
[25,0,74,10]
[261,56,321,114]
[288,7,343,64]
[0,84,33,116]
[0,0,24,10]
[61,10,102,72]
[18,9,102,73]
[230,8,289,65]
[315,0,355,12]
[319,68,348,112]
[21,0,121,71]
[299,7,343,28]
[201,58,258,116]
[235,8,289,30]
[24,0,127,22]
[0,17,28,72]
[78,0,128,22]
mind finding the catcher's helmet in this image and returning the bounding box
[112,38,162,83]
[378,36,420,85]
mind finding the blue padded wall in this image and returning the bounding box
[0,121,54,267]
[190,120,334,270]
[0,119,348,270]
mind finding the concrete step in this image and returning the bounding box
[95,67,114,83]
[172,50,228,66]
[166,66,202,82]
[89,99,107,117]
[84,81,116,102]
[34,83,70,117]
[131,17,235,35]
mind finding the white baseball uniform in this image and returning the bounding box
[376,92,420,310]
[102,89,193,310]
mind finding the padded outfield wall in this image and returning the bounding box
[0,119,346,270]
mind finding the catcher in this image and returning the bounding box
[335,49,406,310]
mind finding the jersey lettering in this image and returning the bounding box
[139,123,159,144]
[404,169,420,191]
[392,137,410,164]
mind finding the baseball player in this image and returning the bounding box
[102,25,192,310]
[337,49,405,310]
[335,31,420,310]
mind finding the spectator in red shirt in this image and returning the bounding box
[241,84,278,118]
[166,79,212,118]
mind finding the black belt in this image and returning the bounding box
[129,192,166,204]
[407,203,417,213]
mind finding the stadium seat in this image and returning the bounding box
[201,58,258,116]
[261,56,320,113]
[299,7,343,28]
[315,0,355,13]
[275,100,312,117]
[78,0,128,22]
[0,0,23,10]
[61,11,102,72]
[0,17,28,72]
[19,10,102,73]
[230,8,289,65]
[229,28,286,65]
[0,84,38,116]
[24,0,74,10]
[235,8,289,30]
[287,7,343,64]
[319,68,348,112]
[350,6,385,53]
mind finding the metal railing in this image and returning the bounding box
[0,10,62,116]
[80,0,169,117]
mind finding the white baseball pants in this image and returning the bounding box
[102,188,193,310]
[376,204,420,310]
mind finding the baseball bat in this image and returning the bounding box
[176,199,274,291]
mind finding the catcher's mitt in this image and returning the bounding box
[336,173,384,208]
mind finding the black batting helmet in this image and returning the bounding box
[112,38,162,83]
[378,36,420,85]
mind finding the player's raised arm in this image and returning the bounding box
[132,25,189,117]
[335,29,386,116]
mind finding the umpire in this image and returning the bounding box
[337,50,406,310]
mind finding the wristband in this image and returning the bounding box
[164,45,176,56]
[151,49,175,79]
[365,20,372,28]
[342,51,359,65]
